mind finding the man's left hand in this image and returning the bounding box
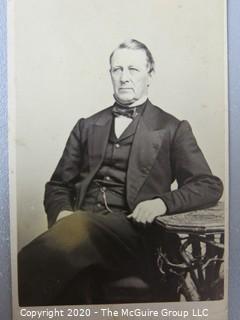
[127,198,167,224]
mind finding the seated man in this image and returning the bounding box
[18,39,223,306]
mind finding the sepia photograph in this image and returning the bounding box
[8,0,228,319]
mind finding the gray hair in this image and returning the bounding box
[109,39,155,74]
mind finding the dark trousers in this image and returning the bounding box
[18,210,152,306]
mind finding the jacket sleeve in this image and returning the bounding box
[44,119,84,227]
[160,120,223,214]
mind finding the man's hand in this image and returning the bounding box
[127,198,167,224]
[56,210,73,222]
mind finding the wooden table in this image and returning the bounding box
[156,202,225,301]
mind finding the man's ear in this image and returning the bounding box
[147,71,153,87]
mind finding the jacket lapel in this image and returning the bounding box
[88,109,113,171]
[127,102,165,209]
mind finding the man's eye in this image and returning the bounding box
[112,68,121,73]
[129,68,139,72]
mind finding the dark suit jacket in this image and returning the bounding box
[44,100,223,227]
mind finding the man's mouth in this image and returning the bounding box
[119,88,134,91]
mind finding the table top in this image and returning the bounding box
[156,202,225,234]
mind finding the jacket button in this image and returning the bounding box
[115,143,120,148]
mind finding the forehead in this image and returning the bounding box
[111,48,148,67]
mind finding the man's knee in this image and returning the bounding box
[44,212,96,251]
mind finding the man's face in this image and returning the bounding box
[110,48,152,105]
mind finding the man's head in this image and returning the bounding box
[109,39,155,105]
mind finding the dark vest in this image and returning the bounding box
[81,104,145,213]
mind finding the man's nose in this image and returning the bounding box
[120,69,131,83]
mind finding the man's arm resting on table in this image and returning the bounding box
[158,121,223,214]
[128,121,223,225]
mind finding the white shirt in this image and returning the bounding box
[114,95,148,138]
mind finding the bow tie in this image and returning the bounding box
[112,105,138,119]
